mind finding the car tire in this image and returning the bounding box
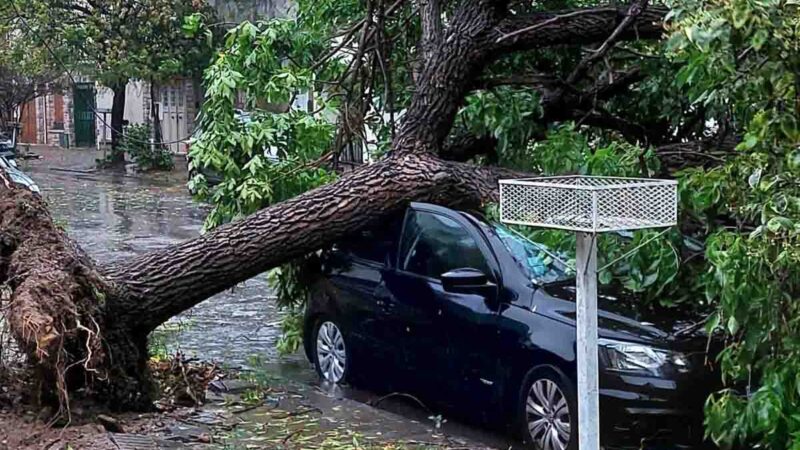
[518,365,578,450]
[311,316,351,384]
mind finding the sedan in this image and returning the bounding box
[303,202,716,450]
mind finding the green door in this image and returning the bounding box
[73,83,96,147]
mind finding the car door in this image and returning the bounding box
[326,216,403,364]
[383,205,502,403]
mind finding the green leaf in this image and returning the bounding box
[732,7,749,29]
[642,271,660,288]
[599,270,613,284]
[766,217,793,232]
[706,312,721,334]
[727,316,739,335]
[751,29,768,51]
[738,134,759,151]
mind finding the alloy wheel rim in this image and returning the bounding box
[316,321,346,383]
[526,378,571,450]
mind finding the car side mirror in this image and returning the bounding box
[441,268,493,296]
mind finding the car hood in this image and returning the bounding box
[534,281,708,350]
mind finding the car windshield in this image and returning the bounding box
[492,223,574,284]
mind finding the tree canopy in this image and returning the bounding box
[5,0,218,152]
[0,2,61,129]
[17,0,215,86]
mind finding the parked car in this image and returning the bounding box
[0,131,16,163]
[0,155,39,193]
[304,202,717,450]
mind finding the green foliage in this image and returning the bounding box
[664,1,800,447]
[189,10,376,353]
[149,320,192,361]
[20,0,217,86]
[119,124,174,171]
[188,14,357,356]
[189,19,340,229]
[268,262,313,355]
[0,2,61,125]
[456,88,543,166]
[525,124,662,177]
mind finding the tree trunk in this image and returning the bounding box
[0,0,666,415]
[149,80,163,146]
[110,81,127,163]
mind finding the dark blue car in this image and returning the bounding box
[304,202,716,450]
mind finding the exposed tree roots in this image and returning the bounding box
[0,187,116,417]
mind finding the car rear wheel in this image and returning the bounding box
[312,318,349,384]
[519,366,577,450]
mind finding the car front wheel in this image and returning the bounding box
[312,318,349,384]
[520,366,577,450]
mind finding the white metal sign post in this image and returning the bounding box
[576,231,599,450]
[499,176,677,450]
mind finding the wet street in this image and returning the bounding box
[23,147,295,368]
[18,147,516,450]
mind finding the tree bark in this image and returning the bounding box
[108,154,511,332]
[0,0,668,414]
[491,5,666,53]
[149,80,163,146]
[420,0,443,60]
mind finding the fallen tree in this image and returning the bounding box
[1,0,671,414]
[7,1,800,448]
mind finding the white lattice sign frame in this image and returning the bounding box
[499,175,678,233]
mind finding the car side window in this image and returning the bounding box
[399,210,491,279]
[338,214,403,264]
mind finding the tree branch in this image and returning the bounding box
[566,0,649,85]
[105,153,514,332]
[655,136,739,172]
[440,133,499,163]
[588,67,644,100]
[491,4,666,53]
[420,0,443,60]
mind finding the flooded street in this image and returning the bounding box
[18,147,516,450]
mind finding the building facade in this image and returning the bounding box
[17,78,201,153]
